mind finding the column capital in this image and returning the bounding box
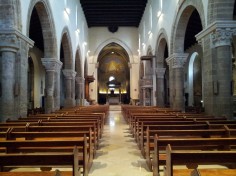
[196,20,236,47]
[0,33,19,52]
[156,68,166,78]
[63,69,77,79]
[41,58,62,71]
[211,28,233,47]
[0,29,34,51]
[75,76,85,84]
[166,53,189,68]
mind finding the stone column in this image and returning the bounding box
[0,30,34,121]
[211,28,233,118]
[152,58,157,106]
[0,44,18,121]
[167,53,188,111]
[156,68,166,107]
[75,76,85,105]
[63,69,76,107]
[53,61,62,111]
[41,58,61,113]
[166,57,174,108]
[142,88,146,106]
[196,21,236,118]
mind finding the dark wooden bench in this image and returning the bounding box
[137,123,211,148]
[152,136,236,176]
[1,121,99,140]
[25,113,105,134]
[0,170,72,176]
[164,144,236,176]
[1,127,95,160]
[0,137,89,176]
[1,121,101,139]
[145,126,236,170]
[137,123,236,151]
[132,118,227,140]
[0,124,99,150]
[0,145,80,176]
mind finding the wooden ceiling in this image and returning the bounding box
[80,0,148,29]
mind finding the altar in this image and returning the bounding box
[108,97,120,105]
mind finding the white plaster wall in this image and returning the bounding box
[20,0,88,74]
[87,27,140,101]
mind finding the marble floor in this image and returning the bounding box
[88,105,152,176]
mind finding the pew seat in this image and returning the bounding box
[172,168,236,176]
[0,146,80,176]
[163,144,236,176]
[0,170,72,176]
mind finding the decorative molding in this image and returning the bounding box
[140,78,153,88]
[166,53,189,68]
[62,69,77,79]
[41,58,62,71]
[0,34,19,51]
[75,76,85,84]
[0,29,34,47]
[211,28,233,47]
[196,20,236,47]
[156,68,166,78]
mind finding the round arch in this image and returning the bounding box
[155,30,170,107]
[97,43,130,104]
[92,38,134,63]
[188,52,198,106]
[170,1,206,53]
[155,28,169,67]
[60,26,73,70]
[26,0,57,58]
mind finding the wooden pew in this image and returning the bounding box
[137,123,211,149]
[0,124,99,153]
[0,170,72,176]
[152,136,236,176]
[173,168,236,176]
[0,145,80,176]
[137,123,236,151]
[132,116,227,133]
[0,122,99,145]
[1,121,101,139]
[145,126,236,170]
[2,127,95,161]
[132,117,227,140]
[164,144,236,176]
[0,137,89,176]
[22,113,105,134]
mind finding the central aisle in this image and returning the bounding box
[89,105,152,176]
